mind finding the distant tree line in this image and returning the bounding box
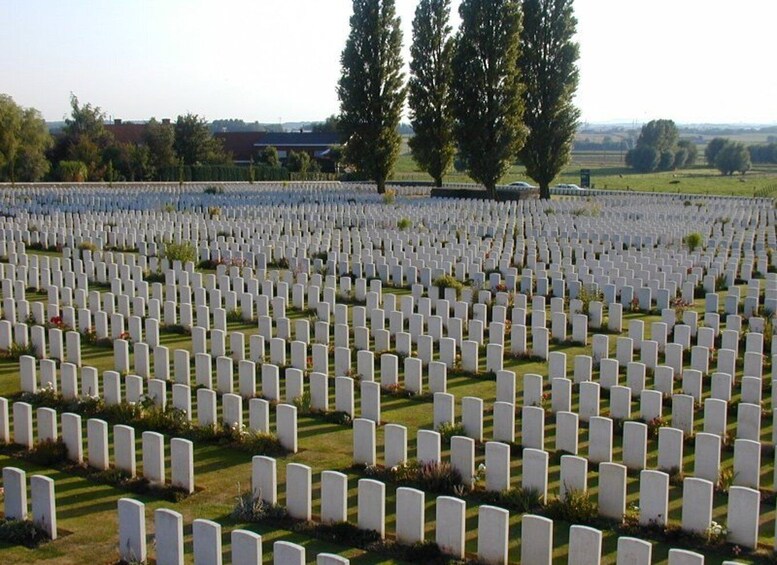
[748,143,777,164]
[337,0,580,199]
[0,93,298,183]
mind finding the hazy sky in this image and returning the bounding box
[2,0,776,125]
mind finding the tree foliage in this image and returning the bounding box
[174,113,230,166]
[0,94,52,182]
[450,0,526,199]
[625,119,696,173]
[257,146,280,168]
[518,0,580,199]
[705,137,730,167]
[144,118,177,174]
[636,119,678,153]
[285,150,311,173]
[715,140,751,175]
[55,94,114,180]
[338,0,406,194]
[624,145,660,173]
[749,143,777,164]
[407,0,455,187]
[677,139,697,167]
[311,115,341,134]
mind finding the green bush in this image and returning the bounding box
[410,461,463,493]
[226,309,243,323]
[77,241,98,252]
[0,518,49,547]
[27,439,69,466]
[684,232,703,252]
[397,218,412,230]
[162,241,197,264]
[0,341,37,361]
[231,490,288,522]
[382,188,396,204]
[204,185,224,195]
[436,421,466,444]
[545,490,598,523]
[483,487,544,513]
[314,521,381,547]
[433,274,464,298]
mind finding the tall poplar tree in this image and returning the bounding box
[338,0,406,194]
[518,0,580,199]
[451,0,526,199]
[408,0,454,187]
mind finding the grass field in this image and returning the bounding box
[1,248,775,563]
[389,148,777,197]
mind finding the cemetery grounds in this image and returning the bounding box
[0,182,775,564]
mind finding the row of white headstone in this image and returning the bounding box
[1,398,193,493]
[2,466,57,540]
[117,497,350,565]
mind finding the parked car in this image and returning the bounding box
[554,183,584,190]
[506,181,536,189]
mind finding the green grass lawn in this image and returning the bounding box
[0,266,775,563]
[389,151,777,198]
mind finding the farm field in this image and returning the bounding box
[0,182,775,564]
[390,152,777,198]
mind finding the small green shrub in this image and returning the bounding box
[27,439,69,466]
[403,540,444,562]
[483,487,544,513]
[231,489,288,522]
[204,185,224,195]
[226,309,243,323]
[545,490,597,523]
[162,241,197,264]
[78,241,98,252]
[397,218,412,230]
[436,422,466,444]
[314,521,381,547]
[684,232,703,252]
[0,518,49,548]
[381,188,396,204]
[433,274,464,298]
[1,341,36,361]
[717,467,735,493]
[413,461,463,493]
[163,203,176,213]
[207,206,221,218]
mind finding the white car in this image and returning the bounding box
[554,183,585,190]
[506,181,536,189]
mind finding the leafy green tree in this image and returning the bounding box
[174,113,213,165]
[705,137,729,167]
[144,118,176,175]
[518,0,580,199]
[173,113,231,166]
[286,150,310,173]
[659,149,676,171]
[673,147,689,169]
[408,0,455,187]
[55,94,114,180]
[450,0,526,199]
[312,115,341,134]
[0,94,52,182]
[625,146,660,173]
[715,141,751,175]
[337,0,406,194]
[636,119,678,153]
[677,139,697,167]
[257,146,280,168]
